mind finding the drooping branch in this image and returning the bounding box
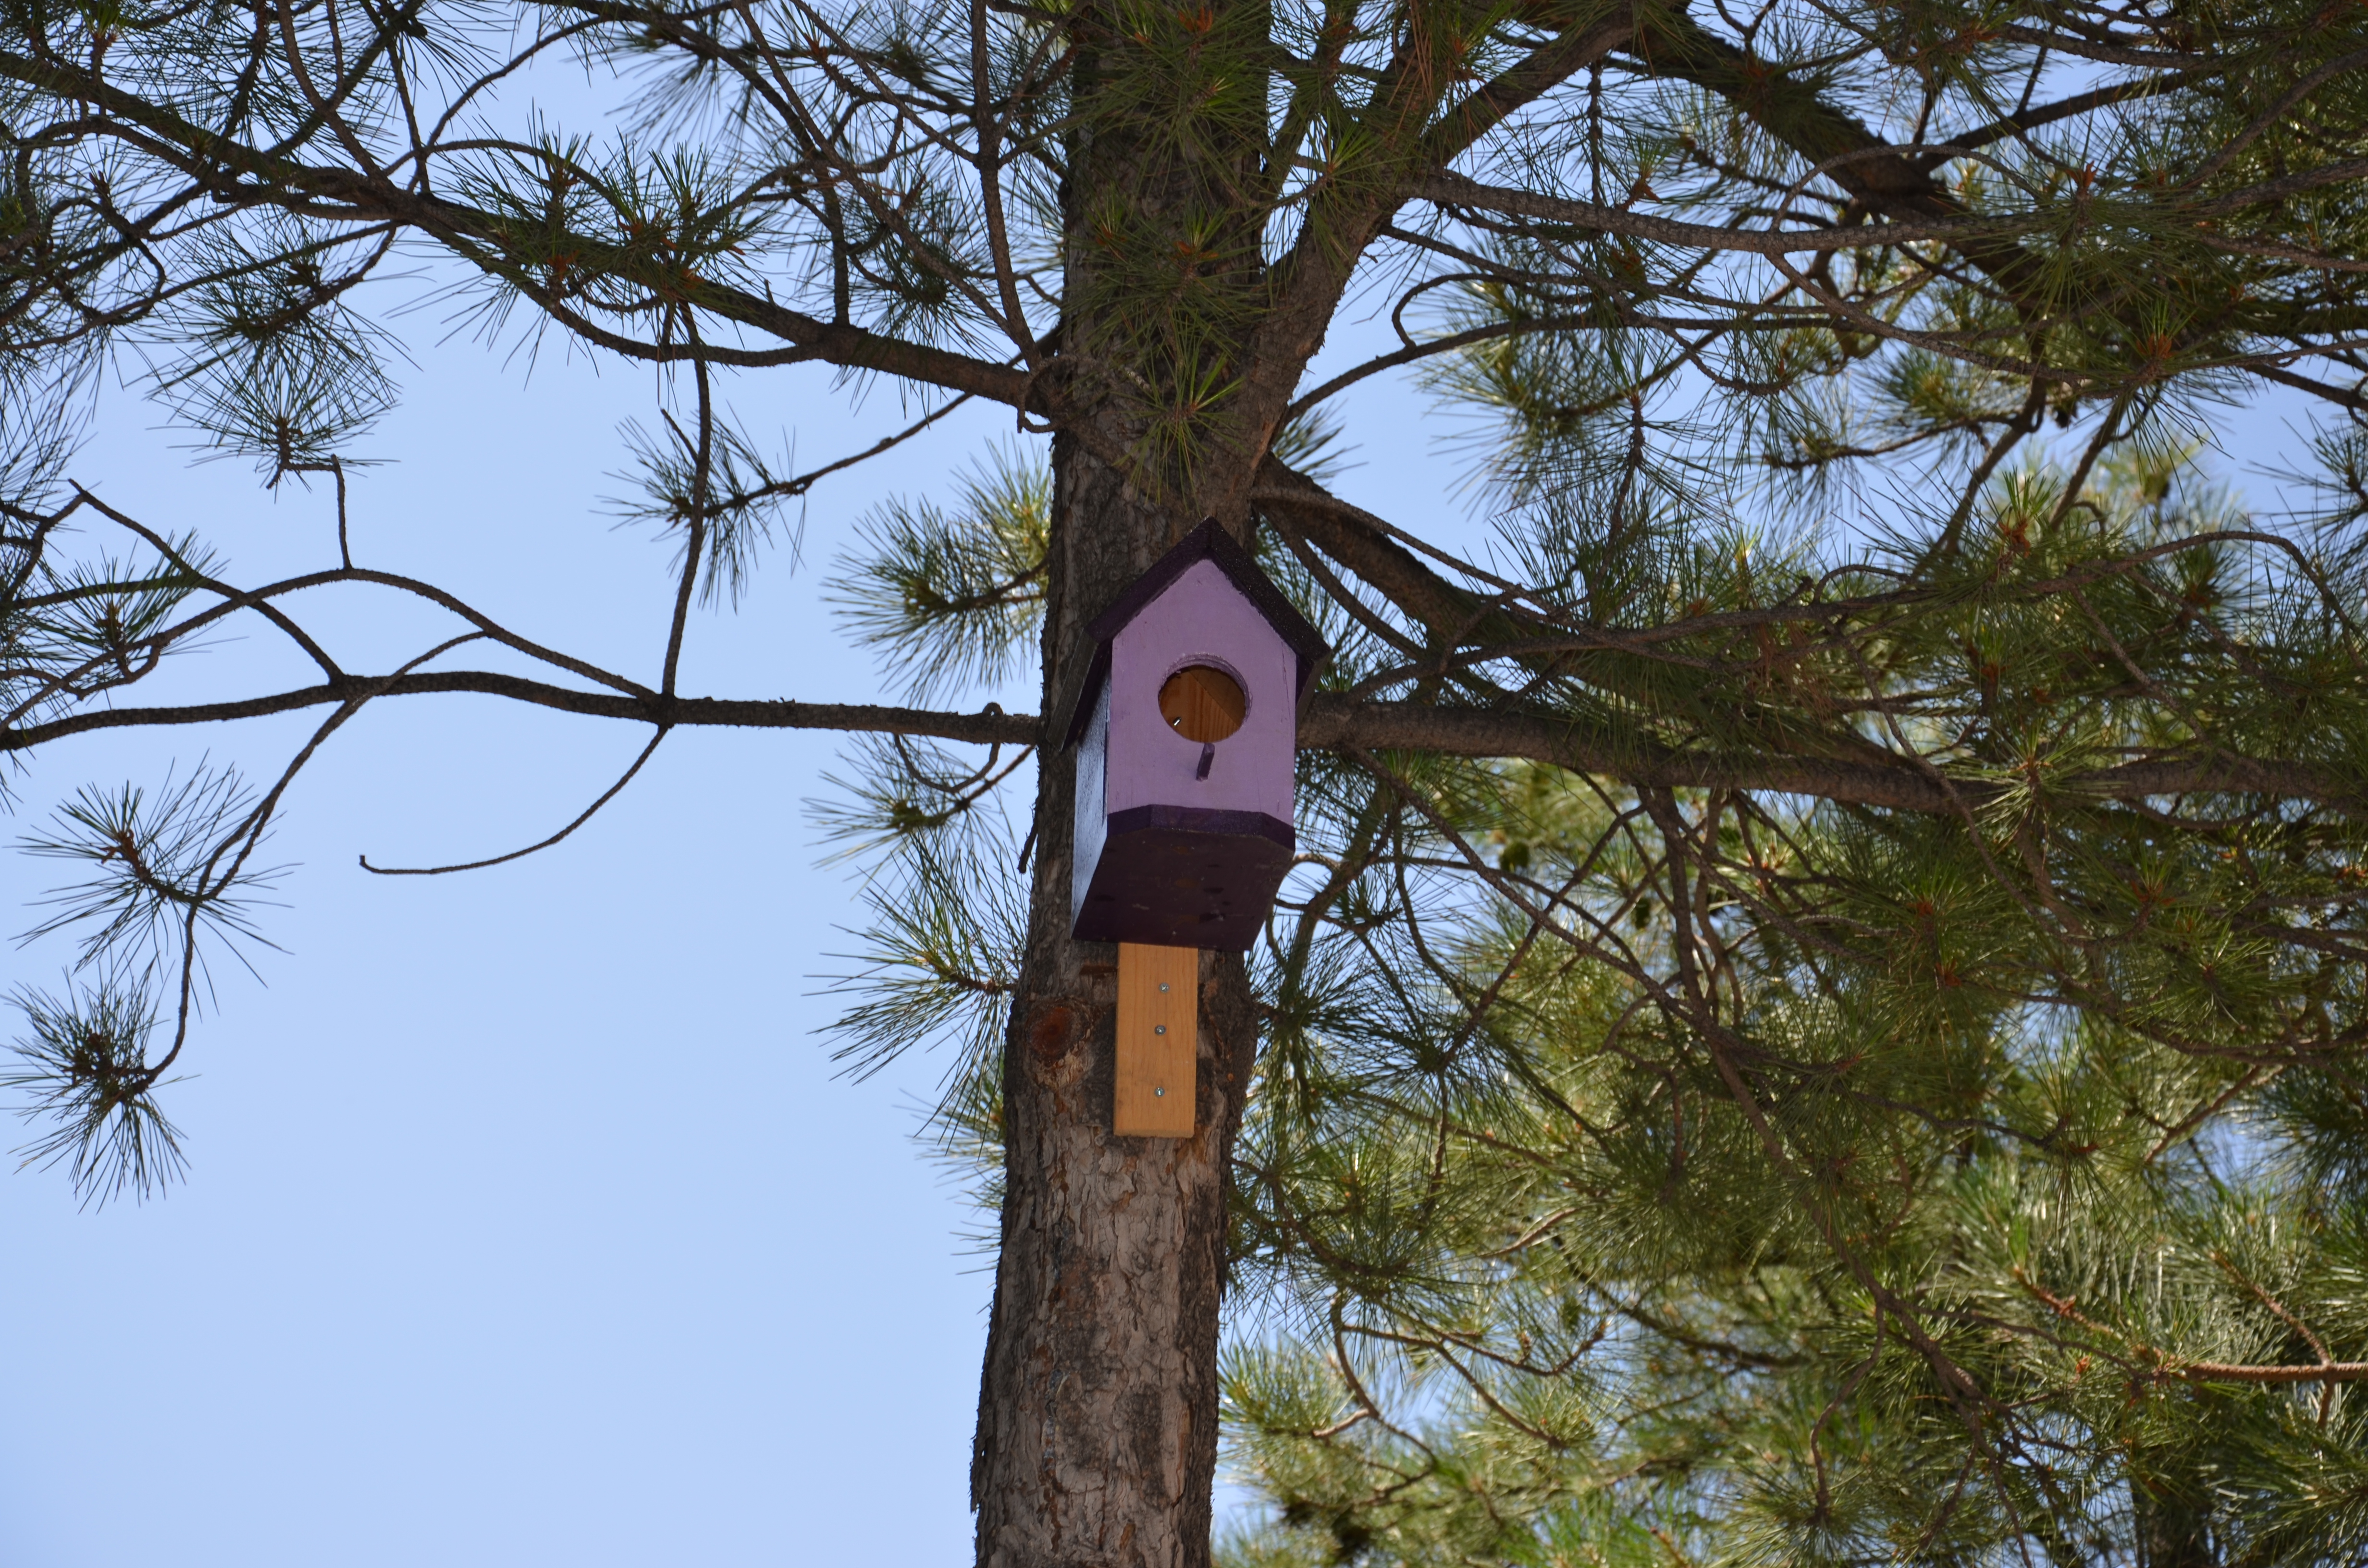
[0,47,1036,405]
[360,725,670,874]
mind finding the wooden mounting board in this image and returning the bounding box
[1114,942,1197,1138]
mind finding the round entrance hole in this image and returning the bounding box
[1159,664,1246,743]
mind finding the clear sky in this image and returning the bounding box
[0,118,2324,1568]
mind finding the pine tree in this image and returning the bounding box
[1,0,2366,1561]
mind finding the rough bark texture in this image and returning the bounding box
[2134,1472,2220,1568]
[971,435,1263,1568]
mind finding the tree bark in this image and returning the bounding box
[2133,1469,2218,1568]
[970,431,1263,1568]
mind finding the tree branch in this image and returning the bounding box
[0,46,1032,406]
[11,678,2355,814]
[1422,169,2059,255]
[1,674,1040,749]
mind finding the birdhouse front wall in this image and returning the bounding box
[1105,559,1297,824]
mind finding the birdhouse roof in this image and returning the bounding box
[1061,519,1331,748]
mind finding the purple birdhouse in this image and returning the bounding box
[1065,520,1329,952]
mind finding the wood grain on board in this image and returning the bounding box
[1114,942,1197,1137]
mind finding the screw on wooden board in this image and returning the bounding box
[1114,942,1195,1137]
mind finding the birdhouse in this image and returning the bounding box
[1066,519,1329,950]
[1063,520,1328,1137]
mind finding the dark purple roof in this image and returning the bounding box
[1061,519,1331,748]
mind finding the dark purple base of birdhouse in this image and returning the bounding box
[1072,806,1294,952]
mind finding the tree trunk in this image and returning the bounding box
[970,430,1263,1568]
[969,1,1279,1552]
[2133,1473,2218,1568]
